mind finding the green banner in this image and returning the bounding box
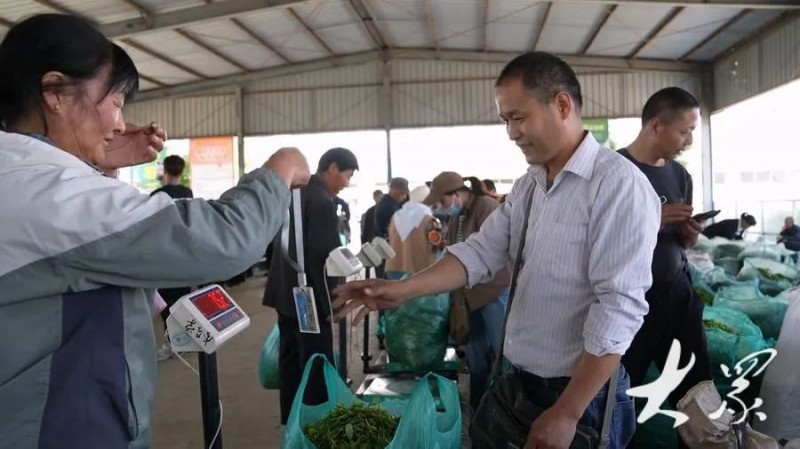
[583,119,609,145]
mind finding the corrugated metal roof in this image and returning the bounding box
[486,1,548,52]
[691,10,782,61]
[0,1,53,22]
[123,58,709,139]
[587,4,675,57]
[637,7,743,60]
[2,0,796,117]
[537,3,608,55]
[715,13,800,110]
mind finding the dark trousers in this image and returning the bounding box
[159,287,193,325]
[621,272,713,448]
[516,367,636,449]
[277,312,334,425]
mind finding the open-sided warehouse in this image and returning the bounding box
[2,1,800,448]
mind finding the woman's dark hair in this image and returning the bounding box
[741,213,757,227]
[0,14,139,130]
[463,177,488,197]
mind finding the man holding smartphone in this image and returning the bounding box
[618,87,713,448]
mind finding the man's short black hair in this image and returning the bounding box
[495,51,583,110]
[317,147,359,173]
[163,155,186,177]
[641,87,699,126]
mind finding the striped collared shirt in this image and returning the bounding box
[447,132,661,377]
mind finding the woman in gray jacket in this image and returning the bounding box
[0,14,309,449]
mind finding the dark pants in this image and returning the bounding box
[516,367,636,449]
[159,287,192,325]
[277,312,334,425]
[621,272,713,448]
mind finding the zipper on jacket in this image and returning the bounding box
[125,358,140,439]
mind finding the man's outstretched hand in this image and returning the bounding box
[331,278,408,324]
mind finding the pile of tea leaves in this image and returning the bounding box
[703,319,739,336]
[303,402,400,449]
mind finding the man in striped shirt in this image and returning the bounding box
[332,52,661,449]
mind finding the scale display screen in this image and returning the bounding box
[190,287,234,319]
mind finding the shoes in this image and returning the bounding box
[157,343,176,361]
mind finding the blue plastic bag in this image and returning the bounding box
[258,324,280,389]
[282,354,462,449]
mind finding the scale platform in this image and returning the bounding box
[356,373,457,412]
[366,347,462,375]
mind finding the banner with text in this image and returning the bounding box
[190,136,235,200]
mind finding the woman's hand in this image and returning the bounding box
[101,122,167,170]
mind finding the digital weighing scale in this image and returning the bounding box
[166,284,250,354]
[165,284,250,449]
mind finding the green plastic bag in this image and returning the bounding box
[631,364,679,449]
[715,257,743,276]
[384,276,451,371]
[703,267,755,290]
[259,324,280,389]
[713,241,746,260]
[713,284,789,340]
[282,354,462,449]
[739,246,783,261]
[738,258,797,296]
[702,306,771,380]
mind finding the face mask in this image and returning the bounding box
[445,204,461,216]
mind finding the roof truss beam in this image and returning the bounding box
[680,8,752,60]
[132,48,704,102]
[102,0,307,39]
[531,2,553,51]
[565,0,798,8]
[627,6,684,59]
[348,0,390,50]
[122,38,209,80]
[580,4,617,55]
[286,6,336,56]
[483,0,490,52]
[230,17,291,64]
[422,0,440,52]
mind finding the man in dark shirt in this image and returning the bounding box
[374,177,408,239]
[150,155,194,361]
[262,147,359,424]
[619,87,712,448]
[360,189,383,245]
[777,217,800,250]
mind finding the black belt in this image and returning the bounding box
[512,365,572,391]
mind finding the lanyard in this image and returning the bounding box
[281,189,307,287]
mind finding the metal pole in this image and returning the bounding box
[338,314,348,382]
[235,87,246,179]
[361,266,373,374]
[198,353,223,449]
[700,71,715,212]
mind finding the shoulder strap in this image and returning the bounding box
[490,180,536,379]
[489,180,619,447]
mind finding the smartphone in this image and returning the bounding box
[692,210,721,221]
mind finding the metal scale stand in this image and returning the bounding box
[354,267,460,408]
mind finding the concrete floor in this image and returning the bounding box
[150,274,466,449]
[151,275,286,449]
